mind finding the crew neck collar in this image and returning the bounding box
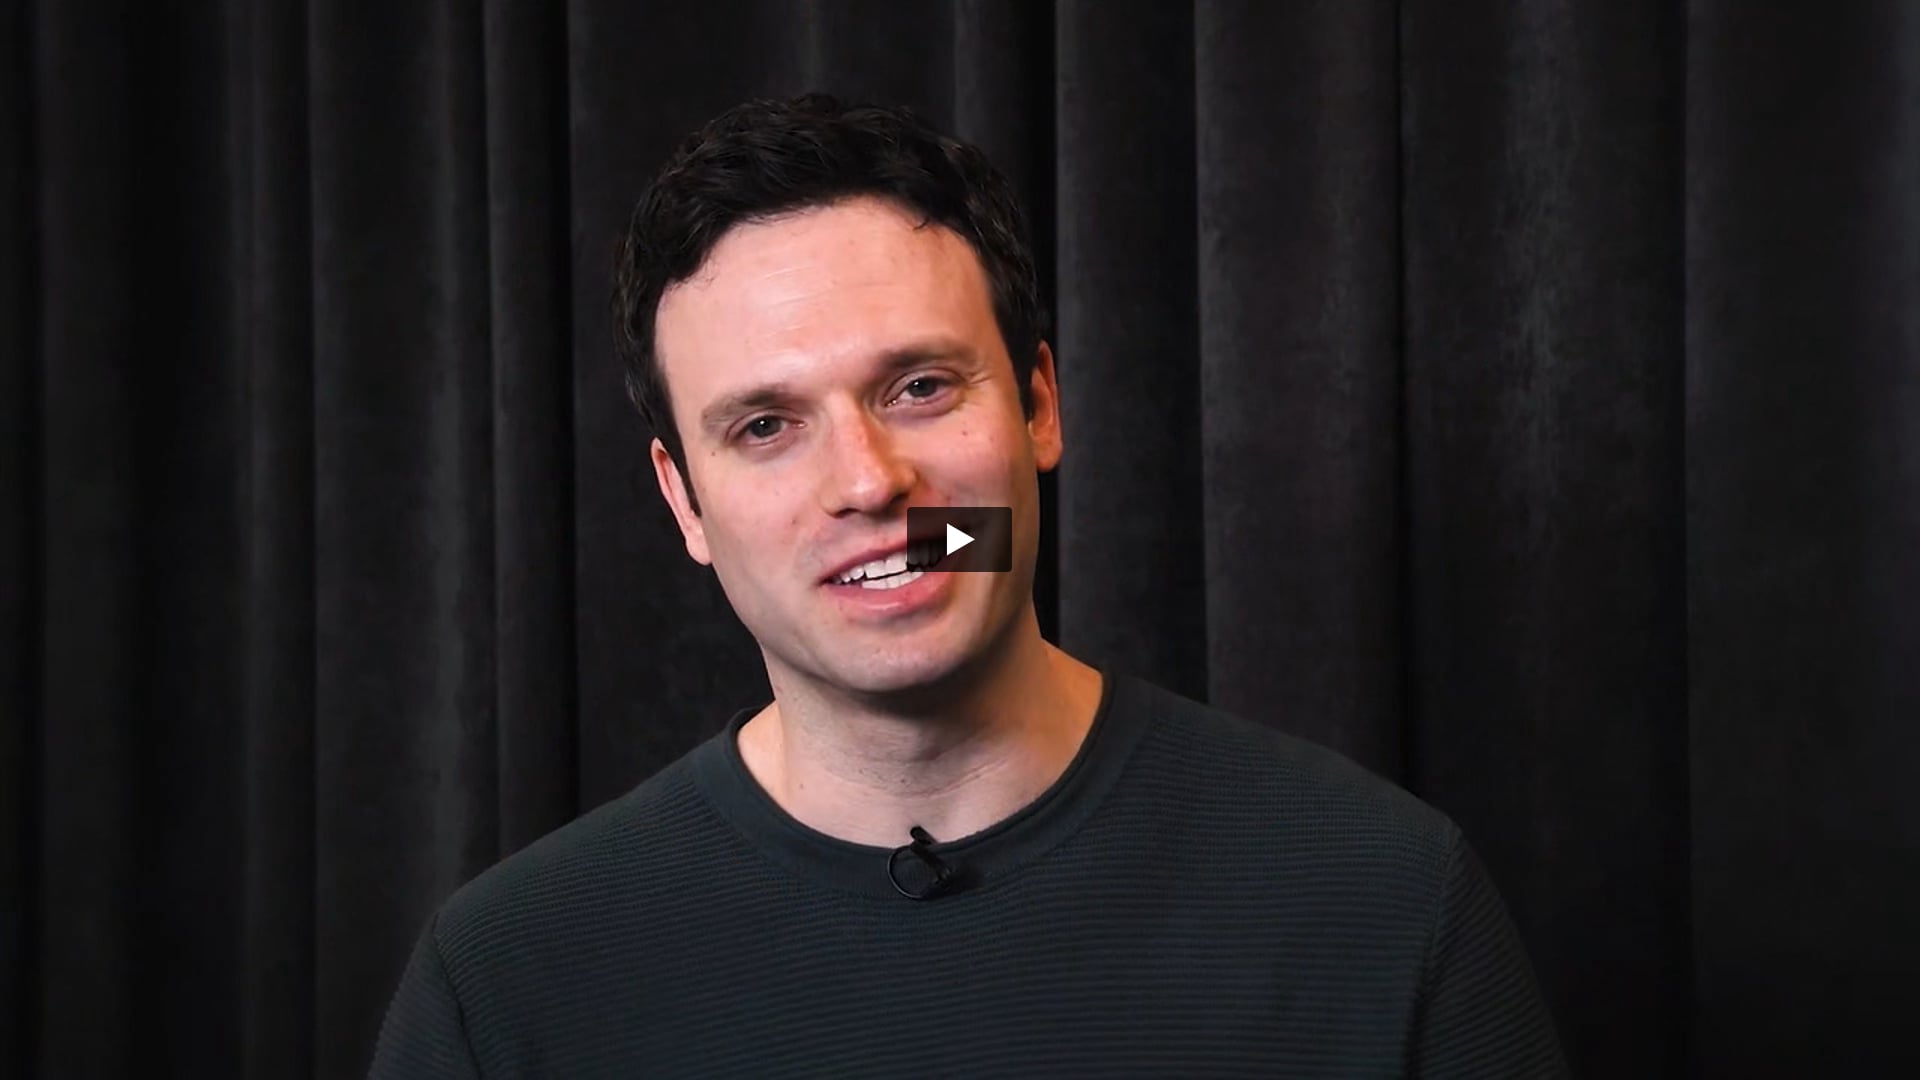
[687,668,1151,899]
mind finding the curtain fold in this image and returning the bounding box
[305,3,499,1073]
[4,2,1915,1076]
[479,0,576,865]
[232,0,317,1075]
[1191,0,1404,773]
[1054,0,1207,698]
[0,0,38,1070]
[1686,4,1920,1073]
[1398,3,1693,1074]
[33,4,147,1074]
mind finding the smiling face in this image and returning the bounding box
[650,196,1062,701]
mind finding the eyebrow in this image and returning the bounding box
[696,342,977,438]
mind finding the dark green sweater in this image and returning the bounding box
[369,673,1567,1078]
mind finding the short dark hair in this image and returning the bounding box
[612,93,1046,511]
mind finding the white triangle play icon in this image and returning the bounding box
[944,523,975,557]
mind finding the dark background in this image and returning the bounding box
[4,1,1917,1077]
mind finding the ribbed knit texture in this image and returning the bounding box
[369,674,1568,1078]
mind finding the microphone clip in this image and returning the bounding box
[887,825,961,900]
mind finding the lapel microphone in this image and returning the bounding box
[887,825,963,900]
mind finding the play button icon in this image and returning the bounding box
[907,506,1012,572]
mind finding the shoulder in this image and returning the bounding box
[425,751,724,968]
[1119,676,1461,878]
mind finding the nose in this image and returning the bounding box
[819,409,917,516]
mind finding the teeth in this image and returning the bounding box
[859,569,924,590]
[851,552,898,581]
[832,541,942,585]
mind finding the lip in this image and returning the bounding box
[821,560,955,618]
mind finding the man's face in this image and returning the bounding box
[651,196,1062,699]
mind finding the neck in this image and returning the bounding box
[739,611,1104,848]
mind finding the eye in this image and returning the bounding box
[740,416,786,442]
[895,375,951,404]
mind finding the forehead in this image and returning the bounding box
[653,197,999,409]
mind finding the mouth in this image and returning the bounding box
[824,539,944,591]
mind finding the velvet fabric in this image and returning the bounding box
[3,2,1915,1076]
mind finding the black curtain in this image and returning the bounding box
[4,2,1916,1077]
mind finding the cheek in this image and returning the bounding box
[938,406,1025,464]
[951,420,1029,483]
[708,485,808,574]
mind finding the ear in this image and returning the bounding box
[1026,341,1064,472]
[651,438,712,565]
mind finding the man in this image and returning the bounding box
[370,94,1568,1078]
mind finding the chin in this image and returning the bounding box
[763,585,1022,702]
[827,647,971,699]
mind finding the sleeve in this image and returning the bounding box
[366,915,484,1080]
[1406,828,1571,1079]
